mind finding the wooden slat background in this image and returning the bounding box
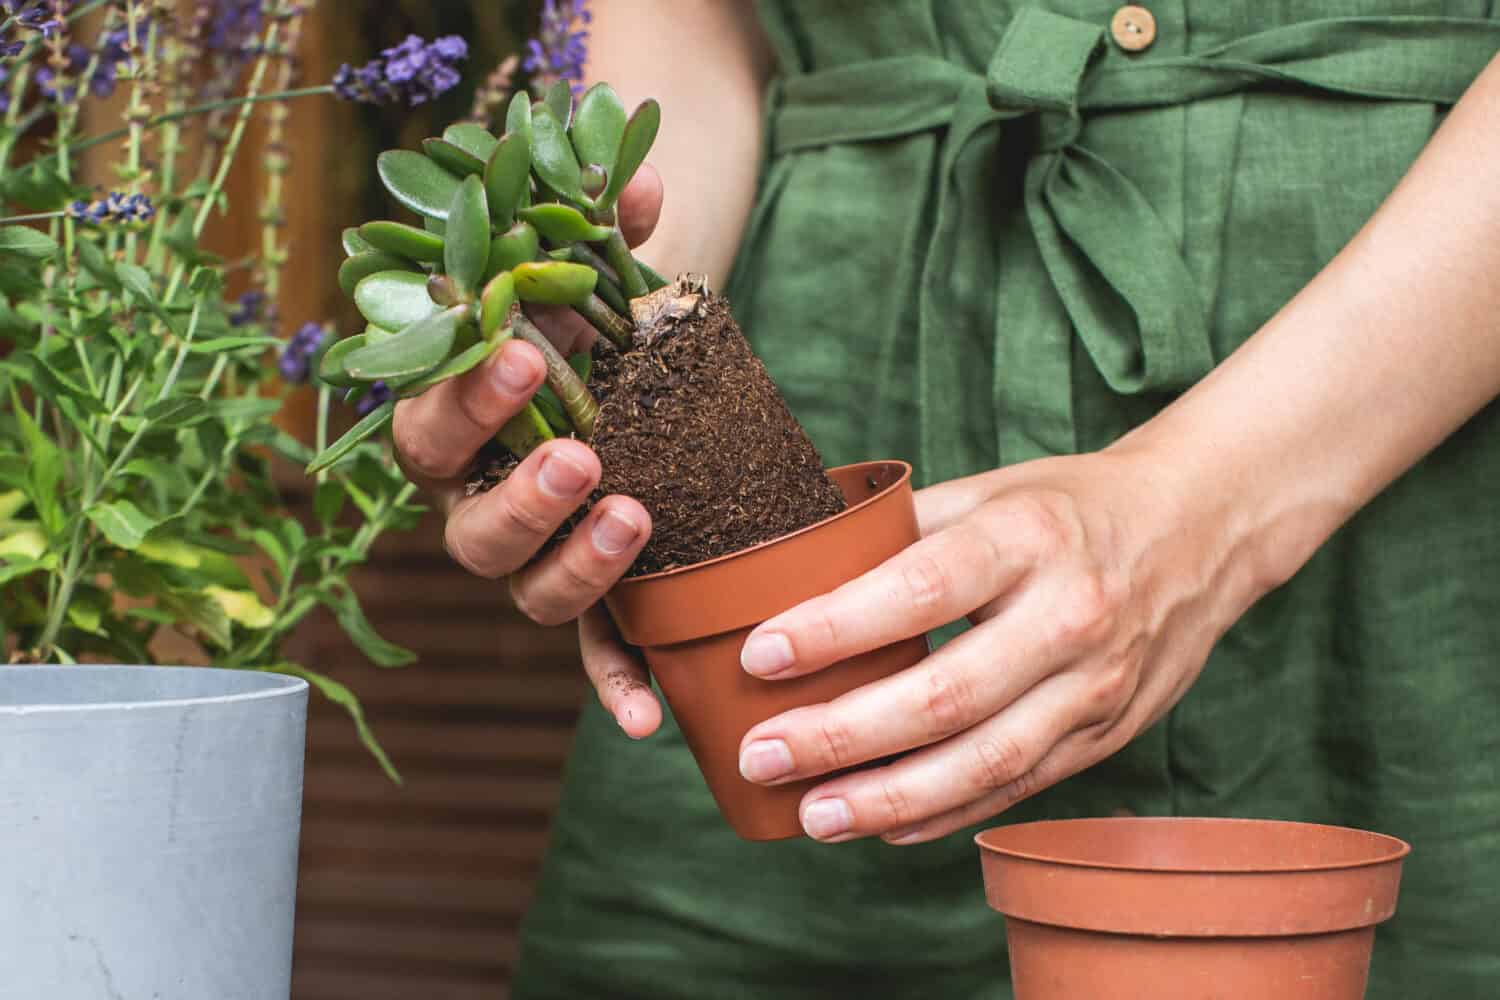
[190,3,565,996]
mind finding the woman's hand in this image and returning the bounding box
[392,169,668,738]
[734,445,1269,844]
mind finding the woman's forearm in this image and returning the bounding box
[584,1,772,290]
[1117,54,1500,595]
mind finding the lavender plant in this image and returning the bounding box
[0,0,473,780]
[310,74,666,471]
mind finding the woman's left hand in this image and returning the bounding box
[736,445,1268,844]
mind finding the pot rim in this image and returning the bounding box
[614,460,913,587]
[975,816,1411,875]
[0,664,308,716]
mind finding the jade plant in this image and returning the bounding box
[309,80,667,473]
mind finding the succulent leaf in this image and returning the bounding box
[398,333,496,397]
[485,221,541,280]
[484,132,531,230]
[343,306,465,381]
[571,83,627,173]
[443,123,500,162]
[342,227,375,257]
[518,203,613,244]
[338,251,414,298]
[359,221,444,263]
[444,175,492,295]
[512,260,599,307]
[480,272,517,342]
[353,270,441,331]
[422,138,486,178]
[505,91,532,144]
[497,403,555,458]
[377,150,462,220]
[529,107,587,207]
[316,334,368,388]
[543,79,573,128]
[600,100,661,212]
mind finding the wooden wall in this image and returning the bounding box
[194,3,568,996]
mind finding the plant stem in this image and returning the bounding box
[513,309,599,439]
[603,227,647,299]
[572,293,633,350]
[58,86,331,161]
[0,211,65,224]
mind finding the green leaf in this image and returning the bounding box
[189,266,222,296]
[342,226,375,257]
[0,524,45,560]
[496,402,555,459]
[397,336,497,398]
[353,270,440,332]
[163,589,232,650]
[0,225,59,260]
[486,221,540,280]
[306,400,396,475]
[529,107,586,206]
[206,586,275,629]
[338,251,413,298]
[570,82,627,172]
[444,175,491,295]
[600,99,661,212]
[358,221,444,263]
[76,239,119,289]
[505,90,532,141]
[512,260,598,306]
[323,583,416,668]
[639,260,669,291]
[422,137,486,178]
[86,500,159,550]
[532,387,571,434]
[316,333,367,389]
[377,149,462,220]
[480,271,516,341]
[543,79,573,128]
[145,396,208,428]
[115,262,158,308]
[272,663,402,784]
[0,489,26,521]
[212,397,282,424]
[518,203,612,244]
[443,123,499,162]
[569,351,593,382]
[343,306,464,382]
[314,480,346,527]
[483,131,531,230]
[11,396,63,538]
[184,334,281,353]
[0,557,49,585]
[250,527,289,580]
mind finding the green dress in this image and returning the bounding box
[514,3,1500,996]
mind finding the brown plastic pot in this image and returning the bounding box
[604,460,926,840]
[976,817,1410,999]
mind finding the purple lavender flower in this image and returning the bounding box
[354,380,391,416]
[0,39,22,58]
[524,0,590,94]
[229,289,266,327]
[4,1,64,37]
[278,321,328,384]
[67,191,154,225]
[332,34,467,107]
[201,0,262,54]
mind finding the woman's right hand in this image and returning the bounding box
[391,166,666,736]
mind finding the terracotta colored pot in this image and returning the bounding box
[976,817,1411,999]
[605,460,926,840]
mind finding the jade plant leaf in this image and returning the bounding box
[398,337,497,397]
[512,260,598,306]
[496,403,555,458]
[317,334,367,388]
[359,221,444,263]
[422,138,485,178]
[486,221,540,280]
[442,123,499,162]
[518,204,612,244]
[543,79,573,128]
[342,306,464,382]
[479,271,516,341]
[600,100,661,212]
[570,83,627,173]
[353,270,440,331]
[377,150,462,219]
[531,387,572,435]
[505,91,532,143]
[484,132,531,230]
[529,107,587,207]
[342,227,375,257]
[444,176,491,295]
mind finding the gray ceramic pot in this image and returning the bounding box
[0,665,308,1000]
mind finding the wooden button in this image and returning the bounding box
[1110,5,1156,52]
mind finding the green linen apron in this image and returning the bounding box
[514,4,1500,997]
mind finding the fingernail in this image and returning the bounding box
[493,348,536,395]
[802,798,852,840]
[741,631,794,676]
[883,825,925,845]
[739,739,793,784]
[592,510,639,555]
[538,453,589,497]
